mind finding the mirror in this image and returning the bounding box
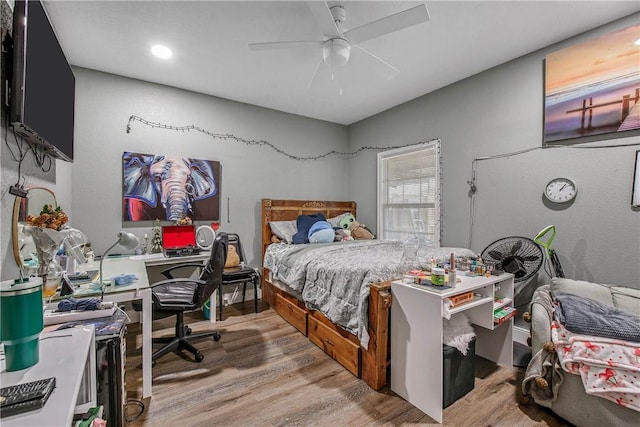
[12,187,58,269]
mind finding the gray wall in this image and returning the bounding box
[2,13,639,290]
[68,68,349,267]
[1,129,58,280]
[347,13,640,288]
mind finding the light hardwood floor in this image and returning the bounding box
[124,301,572,426]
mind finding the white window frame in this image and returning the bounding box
[376,141,441,246]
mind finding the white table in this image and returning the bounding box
[131,252,216,322]
[1,326,96,426]
[70,253,213,399]
[129,251,210,267]
[72,257,154,399]
[390,272,515,423]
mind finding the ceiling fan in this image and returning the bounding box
[248,1,430,93]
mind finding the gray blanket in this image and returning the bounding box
[554,291,640,342]
[264,240,477,349]
[522,286,564,405]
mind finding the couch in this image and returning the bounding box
[525,277,640,427]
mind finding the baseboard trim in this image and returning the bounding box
[513,325,529,345]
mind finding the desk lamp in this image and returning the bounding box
[99,231,140,293]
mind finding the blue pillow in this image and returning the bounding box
[292,213,326,244]
[308,221,334,243]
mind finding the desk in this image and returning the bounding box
[129,251,210,267]
[73,257,153,399]
[1,326,96,427]
[72,253,213,399]
[390,273,515,423]
[130,252,216,323]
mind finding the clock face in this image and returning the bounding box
[544,178,577,203]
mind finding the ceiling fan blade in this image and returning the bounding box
[353,44,399,75]
[248,40,324,51]
[306,0,341,39]
[345,4,430,45]
[307,58,324,90]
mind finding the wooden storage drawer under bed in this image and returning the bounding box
[308,315,360,376]
[274,293,308,335]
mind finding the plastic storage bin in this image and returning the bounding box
[442,336,476,408]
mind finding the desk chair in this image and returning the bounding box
[136,232,228,364]
[219,233,261,321]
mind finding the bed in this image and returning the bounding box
[261,198,477,390]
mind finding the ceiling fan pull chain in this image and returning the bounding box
[330,42,335,81]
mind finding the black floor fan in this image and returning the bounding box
[481,236,544,282]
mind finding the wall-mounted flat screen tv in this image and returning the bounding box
[10,0,75,162]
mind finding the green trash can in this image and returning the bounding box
[0,278,44,371]
[203,299,211,320]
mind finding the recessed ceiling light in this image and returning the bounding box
[151,44,172,59]
[635,39,640,46]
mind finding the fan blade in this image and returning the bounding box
[248,40,324,51]
[307,58,324,90]
[352,44,399,76]
[344,4,430,45]
[307,0,341,39]
[503,257,526,277]
[522,255,541,262]
[488,250,506,261]
[510,240,523,255]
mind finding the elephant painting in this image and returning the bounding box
[122,152,220,221]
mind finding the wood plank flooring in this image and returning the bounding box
[124,301,573,426]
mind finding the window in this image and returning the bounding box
[377,141,441,246]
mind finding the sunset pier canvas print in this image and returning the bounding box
[544,24,640,143]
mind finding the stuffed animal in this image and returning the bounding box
[334,228,354,242]
[308,220,335,243]
[339,214,375,240]
[293,213,327,244]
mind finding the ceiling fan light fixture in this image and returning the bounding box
[323,38,350,66]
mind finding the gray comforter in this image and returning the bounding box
[264,240,477,349]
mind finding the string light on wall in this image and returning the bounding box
[126,115,440,161]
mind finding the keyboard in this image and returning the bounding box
[0,377,56,418]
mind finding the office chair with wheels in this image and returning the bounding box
[137,232,228,364]
[219,233,261,321]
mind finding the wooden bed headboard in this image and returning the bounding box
[261,198,356,262]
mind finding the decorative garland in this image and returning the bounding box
[126,115,439,161]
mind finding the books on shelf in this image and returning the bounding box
[449,291,474,307]
[493,306,517,324]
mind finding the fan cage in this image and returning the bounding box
[480,236,543,282]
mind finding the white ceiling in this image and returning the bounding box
[43,1,640,125]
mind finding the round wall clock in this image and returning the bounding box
[544,177,577,203]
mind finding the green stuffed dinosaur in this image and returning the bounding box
[339,213,375,240]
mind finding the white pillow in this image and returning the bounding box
[269,220,297,244]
